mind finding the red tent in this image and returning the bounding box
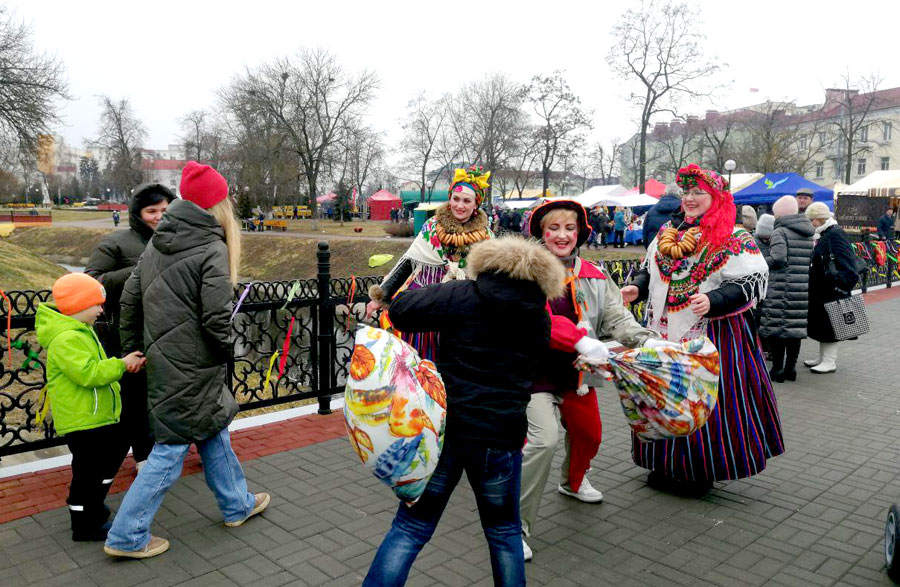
[368,189,402,220]
[626,178,666,198]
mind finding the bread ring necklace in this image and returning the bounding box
[657,223,702,260]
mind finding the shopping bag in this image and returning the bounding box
[824,295,869,341]
[579,337,720,441]
[344,325,446,504]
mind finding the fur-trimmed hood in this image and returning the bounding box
[466,236,565,300]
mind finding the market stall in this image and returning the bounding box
[368,189,402,221]
[732,173,833,207]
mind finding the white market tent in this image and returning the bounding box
[728,173,764,193]
[501,198,539,210]
[838,170,900,196]
[600,193,659,207]
[569,184,629,207]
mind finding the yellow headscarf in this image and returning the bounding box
[449,165,491,206]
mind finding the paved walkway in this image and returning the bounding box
[2,290,900,586]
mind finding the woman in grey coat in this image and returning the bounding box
[759,196,815,382]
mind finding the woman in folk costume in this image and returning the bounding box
[366,165,493,361]
[621,163,784,491]
[520,200,656,560]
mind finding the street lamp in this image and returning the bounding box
[106,187,111,201]
[724,159,737,187]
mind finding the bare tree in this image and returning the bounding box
[0,7,69,163]
[509,126,542,198]
[399,92,450,202]
[93,96,146,198]
[699,116,738,173]
[654,119,703,179]
[240,48,379,220]
[828,74,884,184]
[179,109,208,161]
[527,71,592,196]
[595,139,621,185]
[607,0,722,191]
[335,122,384,217]
[454,73,526,201]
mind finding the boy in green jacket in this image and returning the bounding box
[36,273,145,541]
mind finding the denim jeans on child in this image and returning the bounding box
[105,426,255,552]
[363,439,525,586]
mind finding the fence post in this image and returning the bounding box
[317,241,334,415]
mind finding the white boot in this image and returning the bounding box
[810,343,837,374]
[803,345,823,368]
[522,537,533,561]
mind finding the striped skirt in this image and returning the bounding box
[632,312,785,482]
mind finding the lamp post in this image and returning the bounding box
[724,159,737,188]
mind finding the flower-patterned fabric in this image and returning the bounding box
[344,325,447,504]
[583,338,720,441]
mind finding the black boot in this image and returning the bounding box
[784,340,800,381]
[70,507,110,542]
[768,339,785,383]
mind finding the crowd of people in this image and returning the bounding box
[33,159,876,585]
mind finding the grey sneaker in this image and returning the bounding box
[225,493,270,527]
[104,535,170,559]
[558,478,604,503]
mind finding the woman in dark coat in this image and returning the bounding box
[85,183,174,469]
[759,196,814,382]
[804,202,859,374]
[104,163,268,559]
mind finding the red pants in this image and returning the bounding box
[559,387,602,492]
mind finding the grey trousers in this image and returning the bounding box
[520,392,571,537]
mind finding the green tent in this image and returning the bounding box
[400,189,450,204]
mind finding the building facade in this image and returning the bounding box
[620,86,900,188]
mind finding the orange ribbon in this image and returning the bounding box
[0,289,10,370]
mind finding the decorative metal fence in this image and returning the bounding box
[3,239,892,460]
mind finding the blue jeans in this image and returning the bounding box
[363,439,525,586]
[105,427,255,551]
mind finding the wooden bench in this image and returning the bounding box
[263,220,288,232]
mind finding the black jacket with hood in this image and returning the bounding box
[642,194,682,247]
[85,183,174,354]
[119,198,238,444]
[388,237,564,450]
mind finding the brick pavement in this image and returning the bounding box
[1,291,899,586]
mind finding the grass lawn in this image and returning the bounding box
[0,239,66,290]
[283,219,392,237]
[48,209,113,222]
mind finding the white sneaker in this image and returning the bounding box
[522,538,533,562]
[558,477,604,503]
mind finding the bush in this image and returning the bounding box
[383,222,414,237]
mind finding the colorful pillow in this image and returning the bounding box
[344,325,447,504]
[581,337,720,441]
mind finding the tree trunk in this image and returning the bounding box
[639,117,648,193]
[307,174,319,231]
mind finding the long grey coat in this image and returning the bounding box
[120,199,238,444]
[759,214,815,339]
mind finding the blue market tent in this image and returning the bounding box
[732,173,833,207]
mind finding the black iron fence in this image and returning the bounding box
[2,239,894,460]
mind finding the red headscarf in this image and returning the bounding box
[675,163,735,249]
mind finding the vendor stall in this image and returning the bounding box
[733,173,832,207]
[368,189,402,221]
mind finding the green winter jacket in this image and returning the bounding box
[35,304,126,435]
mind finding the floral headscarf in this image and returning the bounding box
[676,163,736,249]
[449,165,491,207]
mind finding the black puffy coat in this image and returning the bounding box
[388,237,563,450]
[642,195,682,246]
[759,214,815,339]
[807,223,859,343]
[85,185,172,353]
[120,199,238,444]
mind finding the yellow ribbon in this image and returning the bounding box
[451,167,491,192]
[34,386,50,428]
[263,351,280,392]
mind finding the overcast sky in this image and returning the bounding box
[11,0,900,155]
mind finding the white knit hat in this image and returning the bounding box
[805,201,832,220]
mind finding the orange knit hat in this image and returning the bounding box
[52,273,106,316]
